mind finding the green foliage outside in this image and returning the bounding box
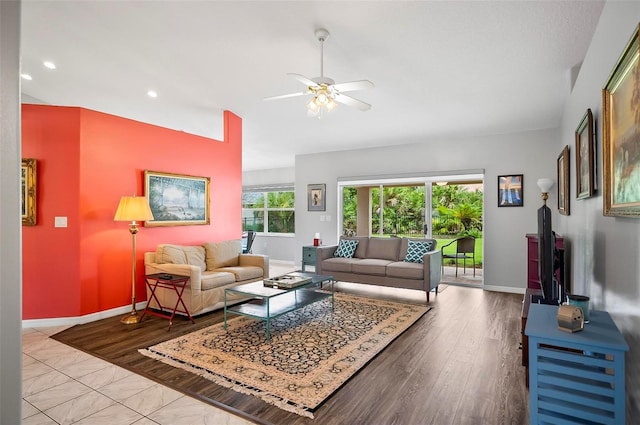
[342,184,483,237]
[242,191,295,233]
[342,184,483,267]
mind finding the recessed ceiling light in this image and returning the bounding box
[21,73,33,80]
[147,90,158,98]
[43,61,56,69]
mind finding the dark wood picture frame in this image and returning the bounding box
[307,184,326,211]
[576,109,595,200]
[144,170,210,226]
[602,23,640,217]
[497,174,523,207]
[21,158,37,226]
[557,145,570,216]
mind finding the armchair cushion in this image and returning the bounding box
[204,240,241,270]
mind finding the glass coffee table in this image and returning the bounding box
[224,271,334,340]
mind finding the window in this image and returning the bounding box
[242,190,295,234]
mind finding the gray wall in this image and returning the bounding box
[1,0,23,423]
[245,129,560,292]
[293,128,559,292]
[556,2,640,419]
[243,167,296,260]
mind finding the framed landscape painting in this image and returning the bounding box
[497,174,523,207]
[557,145,570,216]
[602,23,640,217]
[21,158,37,226]
[144,170,210,226]
[575,109,595,200]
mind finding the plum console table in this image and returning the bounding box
[526,304,628,424]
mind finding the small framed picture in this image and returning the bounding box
[557,145,570,216]
[498,174,523,207]
[307,184,326,211]
[575,109,595,200]
[21,158,37,226]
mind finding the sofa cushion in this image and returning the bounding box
[404,240,434,264]
[387,261,424,279]
[214,266,263,282]
[320,257,357,273]
[204,240,241,270]
[340,236,369,258]
[334,239,359,258]
[351,258,394,276]
[366,237,402,261]
[200,271,236,290]
[156,244,187,265]
[399,238,437,260]
[155,244,207,272]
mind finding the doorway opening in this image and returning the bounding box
[338,173,483,286]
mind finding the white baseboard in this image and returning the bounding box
[22,301,148,329]
[483,285,525,294]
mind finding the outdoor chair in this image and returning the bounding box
[441,236,476,277]
[241,230,256,254]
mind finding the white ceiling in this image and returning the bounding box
[20,1,605,172]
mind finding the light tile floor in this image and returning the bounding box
[20,262,300,425]
[21,326,254,425]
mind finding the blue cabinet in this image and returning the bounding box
[302,245,319,272]
[526,304,629,424]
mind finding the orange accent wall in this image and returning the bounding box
[21,105,242,319]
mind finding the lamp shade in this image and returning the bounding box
[537,178,554,193]
[114,196,154,222]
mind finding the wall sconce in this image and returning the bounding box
[114,195,154,324]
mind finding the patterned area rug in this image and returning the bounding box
[139,292,429,418]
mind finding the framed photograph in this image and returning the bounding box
[144,170,210,226]
[602,23,640,217]
[307,184,326,211]
[21,158,37,226]
[497,174,523,207]
[576,109,595,200]
[557,145,570,216]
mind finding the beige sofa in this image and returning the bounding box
[316,236,441,302]
[143,240,269,316]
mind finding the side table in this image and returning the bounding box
[141,273,195,330]
[526,303,629,424]
[302,245,320,272]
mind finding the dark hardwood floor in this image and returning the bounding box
[52,283,528,425]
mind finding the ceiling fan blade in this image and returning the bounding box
[264,91,309,101]
[334,93,371,111]
[288,73,319,88]
[332,80,375,93]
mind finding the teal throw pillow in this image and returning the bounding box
[334,239,359,258]
[404,240,434,263]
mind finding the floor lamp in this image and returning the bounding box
[114,196,154,324]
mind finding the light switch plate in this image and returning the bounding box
[54,216,68,228]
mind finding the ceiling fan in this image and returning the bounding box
[264,28,374,117]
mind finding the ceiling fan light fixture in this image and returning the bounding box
[306,98,319,111]
[316,91,329,105]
